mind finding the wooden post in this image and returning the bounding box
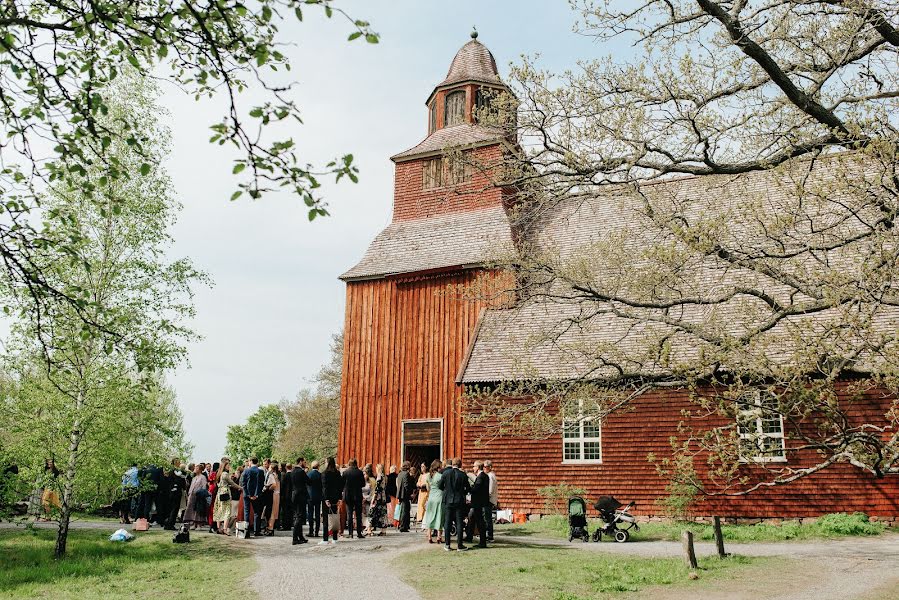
[681,530,698,569]
[713,516,726,558]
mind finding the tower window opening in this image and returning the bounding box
[429,101,437,134]
[422,158,444,189]
[474,88,497,124]
[444,90,465,127]
[447,154,471,185]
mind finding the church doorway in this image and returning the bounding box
[402,419,443,468]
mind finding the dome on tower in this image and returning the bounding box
[393,32,513,162]
[436,37,502,89]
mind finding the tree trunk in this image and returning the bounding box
[713,516,726,558]
[681,529,698,569]
[54,502,71,559]
[54,395,83,560]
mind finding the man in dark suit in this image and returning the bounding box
[280,463,294,531]
[395,461,412,532]
[437,457,470,551]
[241,457,266,536]
[468,461,489,548]
[289,458,309,545]
[342,458,366,538]
[306,461,322,537]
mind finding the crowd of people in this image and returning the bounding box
[118,455,499,551]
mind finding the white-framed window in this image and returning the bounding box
[562,400,602,464]
[737,390,787,463]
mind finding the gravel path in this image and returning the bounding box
[245,532,423,600]
[242,529,899,600]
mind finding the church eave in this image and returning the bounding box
[390,136,505,163]
[339,262,486,283]
[424,79,507,107]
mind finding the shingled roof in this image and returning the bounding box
[460,159,899,383]
[437,38,502,89]
[339,205,514,281]
[391,124,505,162]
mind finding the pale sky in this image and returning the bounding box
[162,1,615,460]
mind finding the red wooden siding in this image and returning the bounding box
[339,270,498,466]
[463,383,899,519]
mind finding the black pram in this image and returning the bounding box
[592,495,639,542]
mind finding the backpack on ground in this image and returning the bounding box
[173,523,190,543]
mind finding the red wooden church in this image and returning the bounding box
[338,35,899,521]
[338,32,515,470]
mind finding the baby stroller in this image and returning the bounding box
[591,495,639,543]
[567,496,590,542]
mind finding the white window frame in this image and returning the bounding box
[562,399,602,464]
[737,390,787,463]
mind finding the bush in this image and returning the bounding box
[537,483,587,515]
[815,512,884,536]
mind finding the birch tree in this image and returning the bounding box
[2,71,203,557]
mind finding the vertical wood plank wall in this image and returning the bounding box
[339,269,490,466]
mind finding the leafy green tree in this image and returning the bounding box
[0,369,191,519]
[1,71,203,558]
[0,0,377,336]
[225,404,287,462]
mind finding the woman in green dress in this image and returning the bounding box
[422,460,444,543]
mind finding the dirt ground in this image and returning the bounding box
[246,531,423,600]
[241,528,899,600]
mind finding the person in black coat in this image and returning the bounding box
[289,458,309,545]
[467,461,489,548]
[306,461,322,537]
[146,464,164,524]
[320,457,343,542]
[437,457,470,551]
[395,461,412,532]
[342,458,366,538]
[386,465,397,520]
[279,463,293,531]
[160,466,186,530]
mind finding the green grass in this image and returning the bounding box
[499,511,885,542]
[0,528,256,599]
[395,539,768,599]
